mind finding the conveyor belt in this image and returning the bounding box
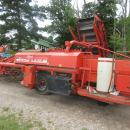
[77,17,99,54]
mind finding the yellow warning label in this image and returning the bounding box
[47,62,49,65]
[59,64,62,67]
[14,60,15,63]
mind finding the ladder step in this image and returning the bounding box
[80,32,96,37]
[78,17,94,23]
[79,26,93,31]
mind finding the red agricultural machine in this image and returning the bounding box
[0,14,130,106]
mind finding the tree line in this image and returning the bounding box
[0,0,130,52]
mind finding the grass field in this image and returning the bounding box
[0,107,46,130]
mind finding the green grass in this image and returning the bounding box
[82,128,87,130]
[0,107,46,130]
[40,128,46,130]
[8,49,17,56]
[18,110,23,117]
[48,120,52,123]
[34,121,42,127]
[2,107,9,112]
[0,113,33,130]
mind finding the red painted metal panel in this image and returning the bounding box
[49,52,83,68]
[116,75,130,93]
[21,66,36,89]
[15,52,53,66]
[15,52,83,69]
[84,59,98,72]
[115,59,130,75]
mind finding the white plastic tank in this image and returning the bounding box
[96,58,114,92]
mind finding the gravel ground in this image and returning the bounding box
[0,81,130,130]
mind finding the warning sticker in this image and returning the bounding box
[59,64,62,67]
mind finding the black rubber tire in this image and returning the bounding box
[35,71,50,95]
[97,101,109,106]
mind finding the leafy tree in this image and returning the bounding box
[115,0,129,52]
[96,0,115,50]
[117,0,128,51]
[83,2,98,18]
[126,16,130,50]
[43,36,54,43]
[44,0,77,47]
[0,23,13,45]
[0,35,9,46]
[110,33,123,51]
[0,0,46,49]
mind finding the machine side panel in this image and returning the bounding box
[114,59,130,93]
[15,52,83,68]
[115,60,130,75]
[15,52,52,66]
[116,75,130,93]
[49,52,83,69]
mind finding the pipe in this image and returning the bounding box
[0,63,24,68]
[37,66,79,74]
[65,40,130,59]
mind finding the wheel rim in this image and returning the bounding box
[37,76,47,91]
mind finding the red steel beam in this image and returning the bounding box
[0,63,24,68]
[77,91,130,105]
[37,66,79,74]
